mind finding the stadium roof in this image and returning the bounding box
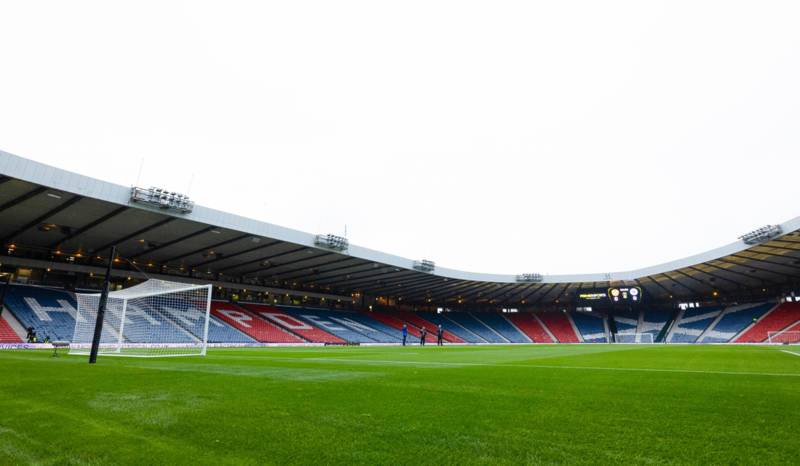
[1,149,799,306]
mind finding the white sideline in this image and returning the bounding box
[781,350,800,357]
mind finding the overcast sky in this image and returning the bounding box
[1,1,799,276]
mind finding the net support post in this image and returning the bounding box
[201,284,212,356]
[89,246,116,364]
[116,298,128,354]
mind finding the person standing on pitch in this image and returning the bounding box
[437,324,443,346]
[402,323,408,346]
[420,327,427,346]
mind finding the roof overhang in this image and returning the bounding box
[2,149,799,306]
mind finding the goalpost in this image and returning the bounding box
[612,332,655,344]
[767,331,800,345]
[70,279,212,358]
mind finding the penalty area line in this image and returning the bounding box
[781,350,800,357]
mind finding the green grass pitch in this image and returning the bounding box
[1,344,799,465]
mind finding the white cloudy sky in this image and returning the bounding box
[1,1,799,275]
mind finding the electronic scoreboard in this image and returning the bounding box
[607,286,642,303]
[575,286,644,305]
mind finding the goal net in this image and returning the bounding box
[767,331,800,345]
[613,332,655,344]
[69,279,212,358]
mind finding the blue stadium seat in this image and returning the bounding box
[278,306,378,343]
[612,310,639,335]
[444,313,507,343]
[571,312,607,342]
[640,309,673,339]
[416,311,485,343]
[667,306,723,343]
[471,313,529,343]
[3,285,81,342]
[700,303,774,343]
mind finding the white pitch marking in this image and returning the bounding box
[781,350,800,357]
[243,356,800,378]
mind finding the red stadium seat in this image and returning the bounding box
[390,310,463,343]
[210,301,305,343]
[734,302,800,343]
[537,312,580,343]
[507,313,554,343]
[239,303,346,344]
[368,311,438,343]
[0,317,22,343]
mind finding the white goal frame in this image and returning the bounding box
[612,332,655,344]
[69,280,213,358]
[767,330,800,345]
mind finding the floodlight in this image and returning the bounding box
[314,234,349,251]
[516,273,543,283]
[130,186,194,213]
[413,260,436,272]
[739,225,782,245]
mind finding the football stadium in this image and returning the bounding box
[1,149,799,464]
[3,2,800,463]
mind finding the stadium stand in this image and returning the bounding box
[698,302,776,343]
[356,312,416,342]
[471,312,529,343]
[610,310,639,336]
[328,312,399,343]
[0,316,22,343]
[734,302,800,343]
[369,311,438,344]
[278,306,379,343]
[506,313,555,343]
[667,306,724,343]
[537,312,580,343]
[570,312,607,342]
[416,311,486,343]
[640,309,673,340]
[102,301,197,344]
[443,312,508,343]
[389,310,462,343]
[2,285,79,342]
[165,303,255,344]
[240,303,347,344]
[212,302,305,343]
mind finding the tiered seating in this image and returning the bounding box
[507,313,554,342]
[278,307,379,343]
[700,303,775,343]
[667,306,724,343]
[444,313,507,343]
[537,312,579,343]
[212,302,305,343]
[162,302,254,343]
[471,313,529,343]
[570,312,606,342]
[0,316,22,343]
[640,309,672,339]
[240,303,345,343]
[106,301,196,344]
[390,310,463,343]
[417,311,485,343]
[768,320,800,343]
[333,312,401,343]
[3,285,79,341]
[735,302,800,343]
[611,310,639,335]
[369,311,437,343]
